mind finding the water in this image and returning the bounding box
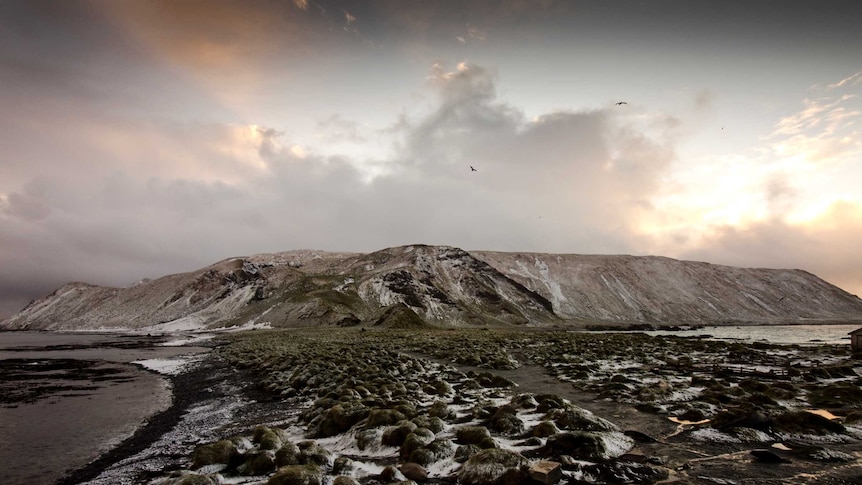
[642,323,859,345]
[0,332,208,485]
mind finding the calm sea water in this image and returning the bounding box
[642,324,858,345]
[0,332,207,485]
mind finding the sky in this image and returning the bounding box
[2,0,862,317]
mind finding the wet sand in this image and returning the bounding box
[0,332,209,485]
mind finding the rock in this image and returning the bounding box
[532,421,560,438]
[253,426,285,450]
[412,415,446,433]
[383,420,418,446]
[266,464,325,485]
[711,407,771,431]
[544,431,632,461]
[544,405,617,432]
[511,393,539,409]
[332,476,360,485]
[428,400,453,420]
[772,411,845,435]
[192,440,240,469]
[238,450,277,476]
[316,401,370,437]
[355,428,381,451]
[411,438,456,466]
[379,465,407,482]
[400,462,428,481]
[577,461,669,483]
[456,426,492,445]
[488,405,525,436]
[175,474,217,485]
[809,383,862,407]
[623,430,658,443]
[458,448,529,485]
[455,444,481,463]
[400,428,436,460]
[528,461,562,485]
[332,456,355,475]
[427,379,452,396]
[365,408,407,428]
[275,443,301,466]
[299,443,332,467]
[751,449,790,463]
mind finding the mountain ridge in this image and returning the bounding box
[3,244,862,331]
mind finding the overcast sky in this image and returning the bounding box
[2,0,862,317]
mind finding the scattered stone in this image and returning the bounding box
[528,460,562,485]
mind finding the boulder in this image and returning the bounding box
[275,442,301,466]
[458,448,529,485]
[365,408,407,428]
[191,440,240,470]
[544,431,632,461]
[532,421,560,438]
[383,420,418,446]
[266,464,325,485]
[528,461,562,485]
[238,450,277,476]
[400,462,428,481]
[456,426,492,445]
[544,405,617,432]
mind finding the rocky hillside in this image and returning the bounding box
[3,245,862,331]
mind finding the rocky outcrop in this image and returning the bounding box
[3,245,862,331]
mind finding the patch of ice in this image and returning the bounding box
[161,334,215,347]
[426,457,461,479]
[662,386,705,403]
[316,429,399,459]
[597,431,634,459]
[691,428,741,443]
[144,316,207,333]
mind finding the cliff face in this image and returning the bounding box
[3,245,862,331]
[472,252,862,324]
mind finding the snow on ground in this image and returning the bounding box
[133,355,202,375]
[160,334,215,347]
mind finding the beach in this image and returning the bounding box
[0,332,209,485]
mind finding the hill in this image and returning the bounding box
[3,245,861,331]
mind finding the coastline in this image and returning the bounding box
[0,332,211,485]
[58,352,227,484]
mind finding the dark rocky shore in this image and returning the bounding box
[39,328,862,485]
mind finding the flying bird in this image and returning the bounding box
[615,101,627,106]
[470,165,477,172]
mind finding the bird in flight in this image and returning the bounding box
[615,101,627,106]
[470,165,477,172]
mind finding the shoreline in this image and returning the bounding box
[58,353,227,484]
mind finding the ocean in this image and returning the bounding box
[0,331,208,485]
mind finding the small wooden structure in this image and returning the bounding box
[850,328,862,351]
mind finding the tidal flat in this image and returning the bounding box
[103,327,862,485]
